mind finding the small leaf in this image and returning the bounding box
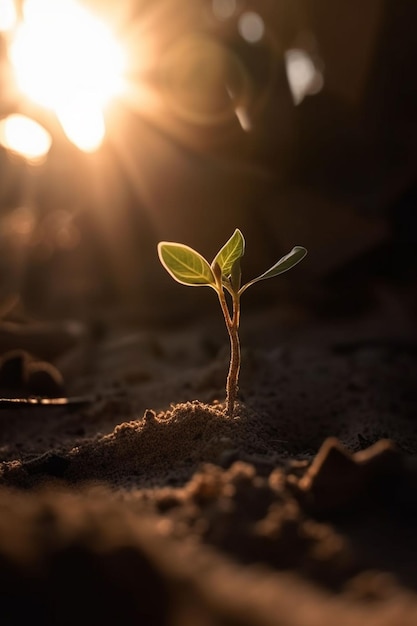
[158,242,215,286]
[240,246,307,293]
[230,258,242,291]
[212,229,245,278]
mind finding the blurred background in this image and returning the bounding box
[0,0,416,327]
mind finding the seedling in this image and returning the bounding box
[158,229,307,416]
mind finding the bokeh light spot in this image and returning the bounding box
[212,0,236,21]
[5,206,36,237]
[285,48,324,105]
[238,12,265,44]
[0,114,52,163]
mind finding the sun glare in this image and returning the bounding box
[0,114,52,162]
[56,96,106,153]
[0,0,17,32]
[9,0,126,151]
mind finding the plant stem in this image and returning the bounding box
[217,287,241,416]
[226,309,240,416]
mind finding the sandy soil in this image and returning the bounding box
[1,298,417,626]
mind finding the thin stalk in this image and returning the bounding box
[217,286,241,416]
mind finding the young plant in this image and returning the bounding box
[158,229,307,416]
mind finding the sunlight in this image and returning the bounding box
[0,114,52,162]
[0,0,17,33]
[9,0,126,151]
[0,0,16,32]
[56,96,106,153]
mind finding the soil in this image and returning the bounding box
[1,295,417,626]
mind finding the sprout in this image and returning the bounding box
[158,229,307,416]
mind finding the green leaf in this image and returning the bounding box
[240,246,307,293]
[212,229,245,278]
[230,258,242,291]
[158,242,215,286]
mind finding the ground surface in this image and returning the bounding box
[1,297,417,626]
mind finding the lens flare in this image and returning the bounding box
[9,0,126,151]
[160,35,250,126]
[0,114,52,162]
